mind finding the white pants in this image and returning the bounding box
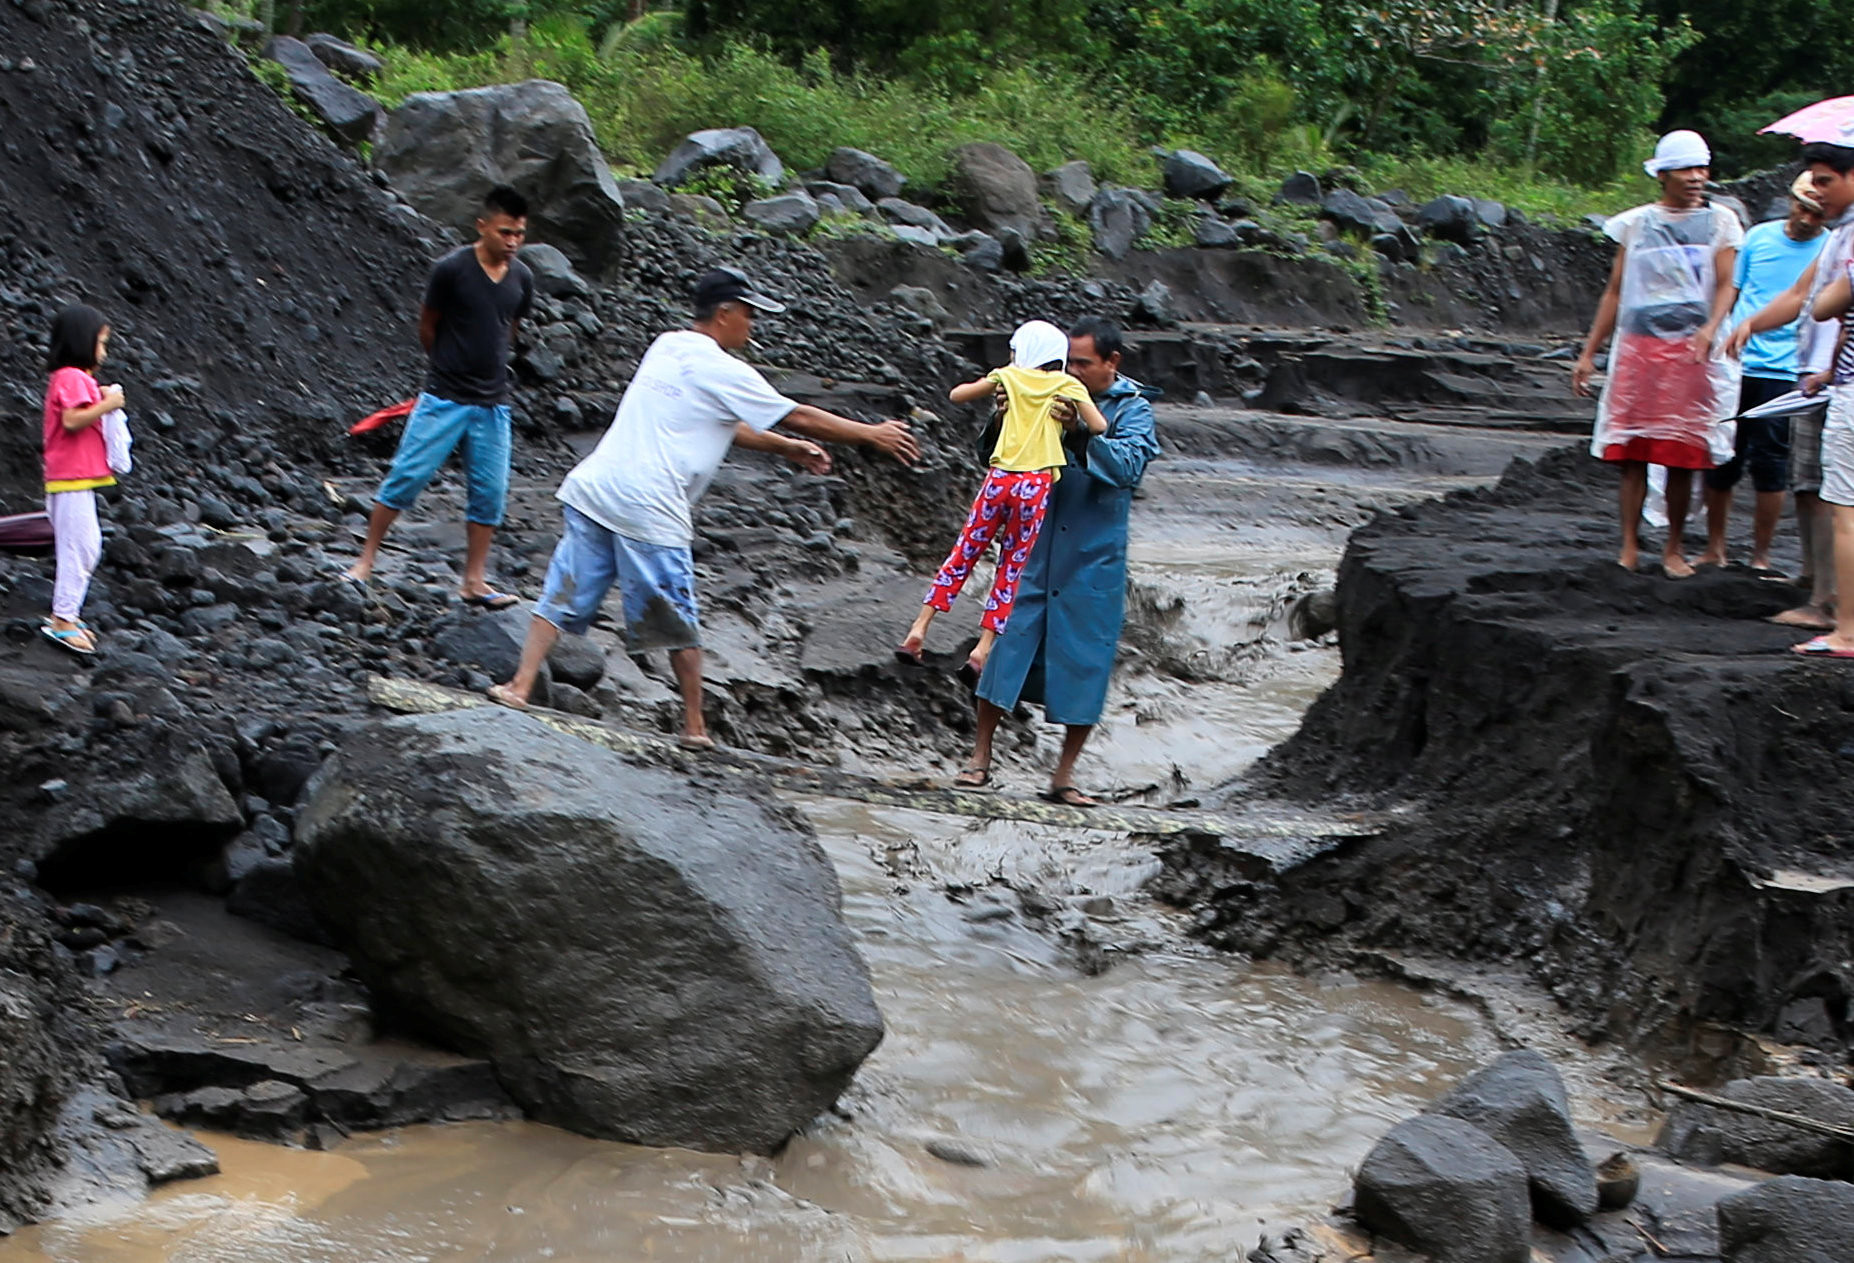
[48,489,100,621]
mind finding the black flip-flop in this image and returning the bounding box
[1039,785,1099,808]
[461,590,520,611]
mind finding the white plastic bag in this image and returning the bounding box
[101,407,132,475]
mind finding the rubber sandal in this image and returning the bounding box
[1039,785,1099,807]
[40,623,97,657]
[952,767,992,790]
[677,733,716,751]
[1791,635,1854,659]
[461,591,520,611]
[485,683,530,710]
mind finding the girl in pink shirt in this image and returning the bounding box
[42,305,125,656]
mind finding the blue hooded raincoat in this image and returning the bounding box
[975,374,1160,725]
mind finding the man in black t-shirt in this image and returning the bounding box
[344,185,535,608]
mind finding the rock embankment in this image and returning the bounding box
[1156,448,1854,1068]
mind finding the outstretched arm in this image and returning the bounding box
[733,421,830,474]
[1727,256,1820,357]
[776,404,921,465]
[948,376,996,405]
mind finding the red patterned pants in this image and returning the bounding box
[925,468,1054,632]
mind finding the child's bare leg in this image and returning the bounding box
[1696,483,1730,566]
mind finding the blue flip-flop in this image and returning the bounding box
[460,591,520,611]
[40,623,97,656]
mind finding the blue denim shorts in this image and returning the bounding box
[533,505,701,652]
[376,393,511,526]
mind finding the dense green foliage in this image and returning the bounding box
[251,0,1844,212]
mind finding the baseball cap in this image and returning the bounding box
[692,266,786,314]
[1791,170,1825,212]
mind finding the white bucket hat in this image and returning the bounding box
[1010,319,1069,370]
[1644,130,1711,176]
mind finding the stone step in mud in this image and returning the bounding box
[365,675,1384,868]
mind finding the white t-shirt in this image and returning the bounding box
[558,330,797,547]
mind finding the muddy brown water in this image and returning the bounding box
[3,442,1581,1261]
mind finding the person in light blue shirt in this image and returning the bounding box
[1702,175,1827,570]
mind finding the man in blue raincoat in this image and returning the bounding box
[957,316,1161,804]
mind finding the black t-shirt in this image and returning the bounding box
[422,245,534,406]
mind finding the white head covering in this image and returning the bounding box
[1009,319,1069,370]
[1644,130,1711,177]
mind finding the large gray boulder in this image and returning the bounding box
[1321,188,1402,238]
[825,147,905,201]
[1041,161,1097,215]
[805,180,876,217]
[1659,1077,1854,1180]
[950,142,1044,238]
[263,36,381,147]
[518,243,590,298]
[1163,149,1233,201]
[1427,1048,1598,1227]
[1276,170,1321,205]
[1087,187,1151,260]
[303,32,383,84]
[742,189,821,235]
[653,126,784,188]
[1354,1115,1531,1263]
[292,707,884,1153]
[377,81,628,274]
[1716,1175,1854,1263]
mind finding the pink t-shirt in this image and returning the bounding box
[43,367,112,489]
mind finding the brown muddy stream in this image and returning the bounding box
[3,447,1544,1261]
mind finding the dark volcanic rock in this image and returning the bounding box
[1163,149,1233,201]
[263,36,381,147]
[654,126,785,188]
[1354,1114,1530,1263]
[303,32,383,84]
[1040,161,1096,215]
[1088,187,1152,260]
[742,189,821,235]
[378,80,628,273]
[1659,1077,1854,1179]
[1427,1048,1598,1226]
[1418,194,1482,246]
[1716,1175,1854,1263]
[825,147,905,201]
[1276,171,1321,205]
[293,707,885,1152]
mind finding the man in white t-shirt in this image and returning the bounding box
[488,267,921,745]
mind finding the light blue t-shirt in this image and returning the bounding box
[1731,218,1828,378]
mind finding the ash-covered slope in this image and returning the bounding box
[1159,449,1854,1065]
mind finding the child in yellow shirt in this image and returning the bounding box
[898,319,1107,681]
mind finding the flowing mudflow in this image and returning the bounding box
[2,425,1612,1260]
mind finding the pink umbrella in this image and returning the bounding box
[1761,96,1854,144]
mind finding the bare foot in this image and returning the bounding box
[1663,555,1696,580]
[678,731,716,751]
[1693,549,1727,567]
[1617,547,1640,572]
[1769,605,1836,631]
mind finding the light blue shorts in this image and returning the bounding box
[376,393,511,526]
[533,505,701,652]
